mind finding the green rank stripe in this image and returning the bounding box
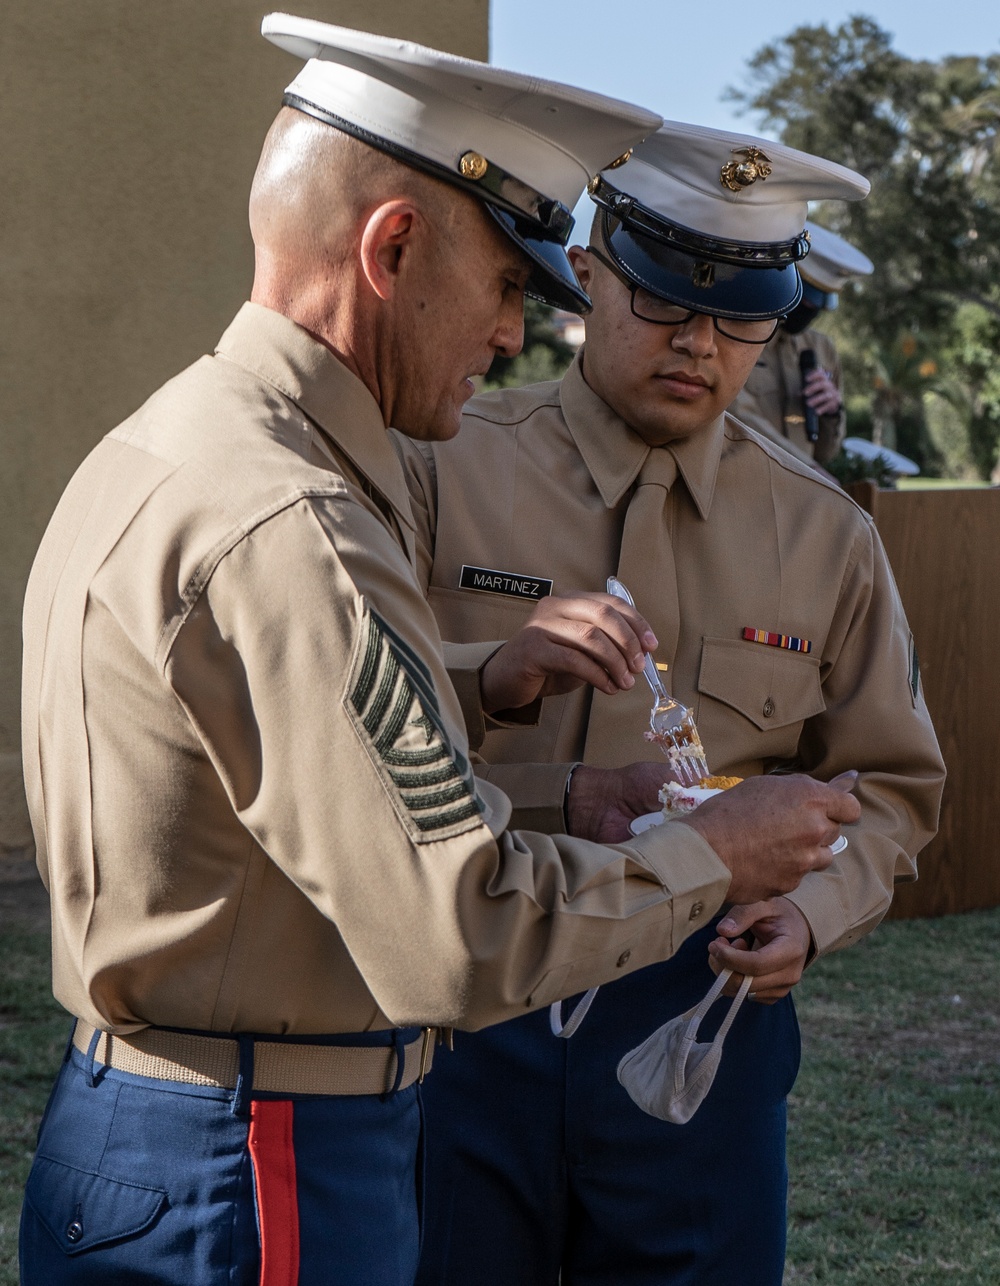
[350,611,483,842]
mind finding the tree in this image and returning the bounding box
[938,304,1000,479]
[727,18,1000,474]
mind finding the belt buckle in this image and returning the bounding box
[418,1027,434,1083]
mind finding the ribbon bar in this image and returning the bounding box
[742,627,812,654]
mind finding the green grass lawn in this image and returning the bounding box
[785,910,1000,1283]
[2,891,999,1284]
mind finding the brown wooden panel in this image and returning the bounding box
[874,489,1000,919]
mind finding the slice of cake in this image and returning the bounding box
[658,775,743,818]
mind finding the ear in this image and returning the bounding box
[359,200,419,301]
[567,244,592,292]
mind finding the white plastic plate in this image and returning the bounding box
[628,811,848,853]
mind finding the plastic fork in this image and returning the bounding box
[606,576,710,785]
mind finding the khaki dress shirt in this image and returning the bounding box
[21,305,733,1038]
[729,328,846,465]
[396,351,945,959]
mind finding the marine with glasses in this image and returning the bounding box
[398,122,945,1286]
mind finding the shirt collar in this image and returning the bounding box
[215,302,415,533]
[558,347,725,521]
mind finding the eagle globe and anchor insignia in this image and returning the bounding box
[720,146,773,192]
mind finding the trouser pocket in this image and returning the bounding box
[23,1155,167,1258]
[19,1052,257,1285]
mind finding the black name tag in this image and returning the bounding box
[459,565,553,601]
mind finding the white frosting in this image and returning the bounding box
[658,782,724,817]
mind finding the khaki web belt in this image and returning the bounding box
[73,1020,437,1096]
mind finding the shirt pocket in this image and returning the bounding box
[696,636,825,767]
[427,582,539,646]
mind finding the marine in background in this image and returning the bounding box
[729,221,874,467]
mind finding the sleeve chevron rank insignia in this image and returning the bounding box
[346,606,484,843]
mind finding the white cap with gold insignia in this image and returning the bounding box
[587,120,870,320]
[261,13,662,313]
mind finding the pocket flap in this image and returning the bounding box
[698,637,825,731]
[26,1155,167,1256]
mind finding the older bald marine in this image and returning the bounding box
[397,120,944,1286]
[18,18,860,1285]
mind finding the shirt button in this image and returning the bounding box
[689,901,704,921]
[762,698,775,718]
[66,1220,84,1244]
[616,949,631,968]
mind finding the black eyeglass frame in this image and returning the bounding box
[586,244,783,345]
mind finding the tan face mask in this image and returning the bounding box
[616,968,753,1124]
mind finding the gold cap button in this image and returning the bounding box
[458,151,488,181]
[689,901,704,921]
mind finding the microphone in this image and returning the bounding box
[798,348,819,443]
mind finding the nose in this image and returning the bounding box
[671,312,717,359]
[492,292,525,360]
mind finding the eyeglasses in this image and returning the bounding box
[587,245,781,345]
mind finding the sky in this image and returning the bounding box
[490,0,1000,227]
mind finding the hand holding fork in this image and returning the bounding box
[606,577,710,785]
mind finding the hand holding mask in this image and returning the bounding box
[617,967,753,1124]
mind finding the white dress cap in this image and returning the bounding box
[615,121,870,246]
[588,120,871,321]
[800,222,875,293]
[261,14,662,312]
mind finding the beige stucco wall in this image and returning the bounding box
[0,0,489,852]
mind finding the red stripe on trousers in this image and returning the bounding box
[248,1100,300,1286]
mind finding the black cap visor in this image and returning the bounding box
[781,281,831,333]
[603,214,802,321]
[486,206,592,315]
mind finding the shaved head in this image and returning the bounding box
[247,106,529,440]
[249,108,451,282]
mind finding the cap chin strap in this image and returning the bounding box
[598,210,802,323]
[588,174,810,269]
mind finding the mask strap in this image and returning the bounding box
[696,967,732,1009]
[549,987,600,1038]
[551,967,753,1043]
[713,973,754,1045]
[684,969,754,1045]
